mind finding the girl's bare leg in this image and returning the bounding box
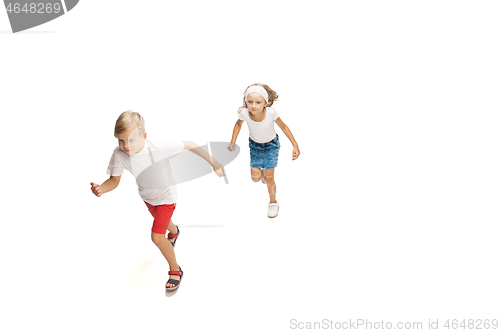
[251,167,262,182]
[264,168,277,203]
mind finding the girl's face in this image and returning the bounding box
[116,127,147,156]
[246,92,268,115]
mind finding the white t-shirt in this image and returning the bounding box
[238,107,280,143]
[107,140,184,205]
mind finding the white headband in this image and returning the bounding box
[244,86,269,104]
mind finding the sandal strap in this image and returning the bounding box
[168,225,180,239]
[166,268,183,289]
[166,279,180,286]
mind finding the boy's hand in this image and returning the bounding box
[227,143,236,151]
[212,161,225,177]
[90,182,103,197]
[292,146,300,160]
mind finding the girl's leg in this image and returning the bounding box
[264,168,277,203]
[251,167,262,182]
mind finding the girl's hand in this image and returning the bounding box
[90,182,102,197]
[227,143,236,151]
[292,146,300,160]
[212,161,225,177]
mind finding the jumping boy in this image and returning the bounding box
[91,111,223,290]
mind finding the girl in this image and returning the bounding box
[228,83,300,217]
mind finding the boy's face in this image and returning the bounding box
[246,92,267,115]
[116,128,147,156]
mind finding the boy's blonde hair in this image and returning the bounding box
[238,83,279,113]
[114,111,146,137]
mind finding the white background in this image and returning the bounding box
[1,1,499,332]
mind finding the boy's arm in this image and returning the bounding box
[275,117,300,160]
[90,176,121,197]
[182,141,224,177]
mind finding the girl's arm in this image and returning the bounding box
[183,141,224,177]
[275,118,300,160]
[228,119,244,151]
[90,175,121,197]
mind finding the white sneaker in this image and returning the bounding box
[268,202,279,218]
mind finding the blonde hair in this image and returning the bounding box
[114,111,146,137]
[238,83,279,113]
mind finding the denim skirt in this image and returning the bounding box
[249,134,280,169]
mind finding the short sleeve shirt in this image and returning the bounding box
[238,107,280,143]
[106,140,184,205]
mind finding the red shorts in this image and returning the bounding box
[144,202,176,234]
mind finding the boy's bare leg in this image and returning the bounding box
[264,169,277,203]
[166,220,178,245]
[167,221,177,234]
[151,230,180,288]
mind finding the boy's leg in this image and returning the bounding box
[147,203,181,288]
[166,220,179,245]
[264,168,277,203]
[167,221,177,234]
[151,232,180,287]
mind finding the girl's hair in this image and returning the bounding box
[114,111,146,137]
[238,83,279,113]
